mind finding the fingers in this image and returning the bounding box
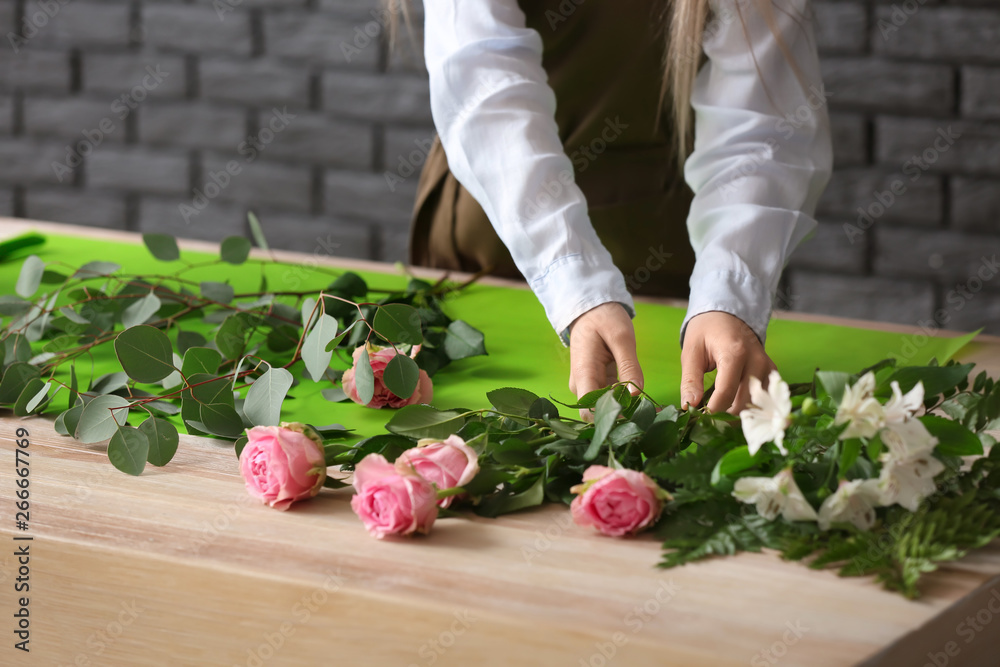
[606,328,643,396]
[707,350,746,413]
[679,342,708,410]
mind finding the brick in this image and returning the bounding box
[264,12,379,69]
[0,94,13,134]
[788,221,868,274]
[25,187,126,228]
[255,110,372,168]
[139,102,246,150]
[821,58,953,115]
[322,71,431,124]
[874,227,999,284]
[376,229,410,263]
[28,2,132,48]
[23,97,125,143]
[830,113,867,167]
[200,155,312,212]
[951,177,1000,233]
[961,66,1000,120]
[817,168,943,227]
[248,209,373,261]
[193,0,308,8]
[83,54,186,99]
[814,1,868,55]
[0,50,70,92]
[383,126,435,175]
[875,118,1000,176]
[0,139,70,185]
[138,196,246,242]
[200,58,310,107]
[143,5,252,56]
[0,188,13,216]
[324,169,418,228]
[874,7,1000,63]
[87,147,189,195]
[385,24,426,74]
[944,290,1000,336]
[788,271,935,325]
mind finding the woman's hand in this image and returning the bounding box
[568,303,643,418]
[680,311,776,414]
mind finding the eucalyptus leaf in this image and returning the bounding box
[199,401,245,438]
[72,261,120,279]
[13,378,46,416]
[182,347,222,376]
[142,233,180,261]
[383,353,419,399]
[121,292,162,329]
[216,313,251,360]
[108,426,149,476]
[0,362,41,403]
[15,255,44,298]
[221,236,252,265]
[244,366,293,426]
[137,417,179,467]
[302,314,339,381]
[177,330,207,355]
[247,211,269,250]
[77,395,132,444]
[355,347,375,405]
[200,281,235,304]
[114,325,176,383]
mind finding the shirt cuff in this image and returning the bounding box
[680,268,772,348]
[529,254,635,347]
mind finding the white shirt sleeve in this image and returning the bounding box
[681,0,833,345]
[422,0,634,344]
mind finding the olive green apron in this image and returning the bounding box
[408,0,696,299]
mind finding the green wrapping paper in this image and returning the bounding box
[0,231,979,440]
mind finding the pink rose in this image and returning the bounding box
[341,344,433,409]
[240,423,327,511]
[570,466,669,537]
[395,435,480,508]
[351,453,438,538]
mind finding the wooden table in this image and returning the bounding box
[1,220,998,667]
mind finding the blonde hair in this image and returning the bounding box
[385,0,805,169]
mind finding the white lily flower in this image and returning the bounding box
[881,417,939,461]
[733,468,818,522]
[883,381,925,424]
[876,454,945,512]
[818,479,882,531]
[835,372,885,439]
[739,370,792,456]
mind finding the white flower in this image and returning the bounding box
[835,372,884,439]
[739,370,792,456]
[881,417,939,461]
[876,455,944,512]
[818,479,882,531]
[733,468,818,522]
[883,380,925,424]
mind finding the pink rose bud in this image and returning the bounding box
[240,423,327,511]
[351,453,438,538]
[395,435,480,508]
[570,466,670,537]
[341,344,433,409]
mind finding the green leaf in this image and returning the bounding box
[0,295,32,316]
[887,364,974,399]
[355,347,375,405]
[321,387,348,403]
[528,397,559,420]
[4,334,30,366]
[247,211,269,250]
[15,255,44,298]
[121,292,162,329]
[839,439,862,476]
[386,404,467,439]
[62,403,84,438]
[372,304,422,345]
[487,387,539,417]
[72,261,120,279]
[142,233,180,261]
[216,313,250,360]
[476,474,546,517]
[443,320,487,360]
[221,236,252,265]
[584,391,621,460]
[302,314,339,381]
[13,378,47,417]
[383,353,419,399]
[115,325,176,383]
[68,365,78,409]
[139,417,179,467]
[108,426,149,476]
[816,371,850,403]
[199,402,245,438]
[244,367,293,426]
[182,347,222,376]
[77,395,132,444]
[716,445,761,477]
[0,362,41,403]
[176,330,207,355]
[921,415,983,456]
[234,436,249,459]
[200,281,235,304]
[323,326,353,352]
[59,306,90,325]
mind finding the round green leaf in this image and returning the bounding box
[78,395,132,444]
[108,426,149,476]
[176,330,207,355]
[372,304,422,345]
[15,255,44,298]
[0,362,41,403]
[142,233,180,261]
[182,347,223,376]
[121,292,162,329]
[115,325,176,383]
[139,417,179,467]
[383,353,419,399]
[355,347,375,405]
[216,313,250,360]
[200,281,235,304]
[221,236,252,265]
[244,367,293,426]
[302,314,339,381]
[72,261,121,279]
[199,402,245,438]
[444,320,487,360]
[487,387,539,417]
[385,405,467,439]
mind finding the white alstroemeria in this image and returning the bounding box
[817,479,882,531]
[883,380,925,424]
[733,468,818,522]
[876,454,945,512]
[834,372,884,440]
[881,417,939,461]
[739,370,792,456]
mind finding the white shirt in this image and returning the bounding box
[423,0,832,346]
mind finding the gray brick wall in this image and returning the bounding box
[1,0,997,335]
